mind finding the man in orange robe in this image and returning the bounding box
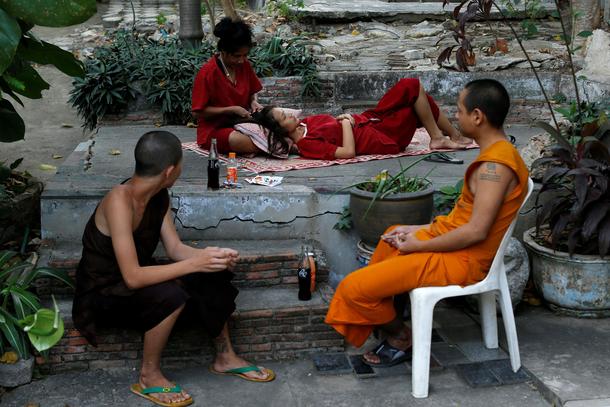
[325,79,530,366]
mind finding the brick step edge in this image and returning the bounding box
[38,285,343,374]
[36,242,330,297]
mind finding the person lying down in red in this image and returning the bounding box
[249,78,471,160]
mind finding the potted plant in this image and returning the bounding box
[0,159,43,246]
[523,103,609,317]
[0,250,73,387]
[345,156,435,247]
[436,0,609,316]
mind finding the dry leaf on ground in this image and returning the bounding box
[39,164,57,171]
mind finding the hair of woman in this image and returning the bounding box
[232,107,291,157]
[213,17,254,54]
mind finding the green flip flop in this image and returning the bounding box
[209,364,276,382]
[130,383,193,407]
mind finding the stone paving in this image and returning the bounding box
[51,0,577,75]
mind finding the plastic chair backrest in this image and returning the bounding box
[485,177,534,279]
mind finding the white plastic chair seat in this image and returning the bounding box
[409,178,534,398]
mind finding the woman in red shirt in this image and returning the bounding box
[192,17,263,154]
[252,78,469,160]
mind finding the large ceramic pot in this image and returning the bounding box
[523,227,610,318]
[349,184,434,247]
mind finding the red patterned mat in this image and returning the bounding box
[182,129,478,174]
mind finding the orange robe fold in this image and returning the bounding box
[325,140,529,347]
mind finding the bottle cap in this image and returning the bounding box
[229,152,236,158]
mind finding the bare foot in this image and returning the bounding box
[213,353,273,381]
[429,135,465,150]
[449,133,473,146]
[139,370,191,404]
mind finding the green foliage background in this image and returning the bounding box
[0,0,96,143]
[70,31,321,130]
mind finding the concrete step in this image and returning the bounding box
[37,239,331,297]
[294,0,556,22]
[40,285,343,374]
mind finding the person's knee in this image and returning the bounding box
[399,78,421,91]
[336,273,364,304]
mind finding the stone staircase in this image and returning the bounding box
[36,239,343,374]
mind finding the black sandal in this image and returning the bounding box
[424,152,464,165]
[362,339,412,368]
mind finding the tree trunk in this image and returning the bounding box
[179,0,204,48]
[221,0,239,20]
[203,0,216,27]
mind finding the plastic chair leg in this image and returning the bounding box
[498,278,521,372]
[410,296,436,398]
[479,291,499,349]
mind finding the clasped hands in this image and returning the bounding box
[192,246,239,272]
[335,113,355,126]
[381,225,422,254]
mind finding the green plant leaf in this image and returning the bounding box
[0,250,18,268]
[17,37,84,77]
[0,8,21,75]
[7,286,41,312]
[0,0,97,27]
[577,30,593,38]
[11,293,26,319]
[21,297,64,352]
[0,262,31,283]
[0,97,25,142]
[24,267,74,288]
[0,309,28,359]
[9,157,23,170]
[4,61,50,99]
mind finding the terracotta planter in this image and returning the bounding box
[349,185,434,247]
[523,227,610,318]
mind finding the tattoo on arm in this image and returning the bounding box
[480,162,501,182]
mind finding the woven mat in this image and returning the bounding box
[182,129,478,174]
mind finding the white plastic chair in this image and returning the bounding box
[409,178,534,398]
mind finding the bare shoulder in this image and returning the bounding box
[101,185,132,210]
[96,185,133,235]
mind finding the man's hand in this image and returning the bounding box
[230,106,251,118]
[191,247,239,272]
[393,232,423,254]
[381,225,422,243]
